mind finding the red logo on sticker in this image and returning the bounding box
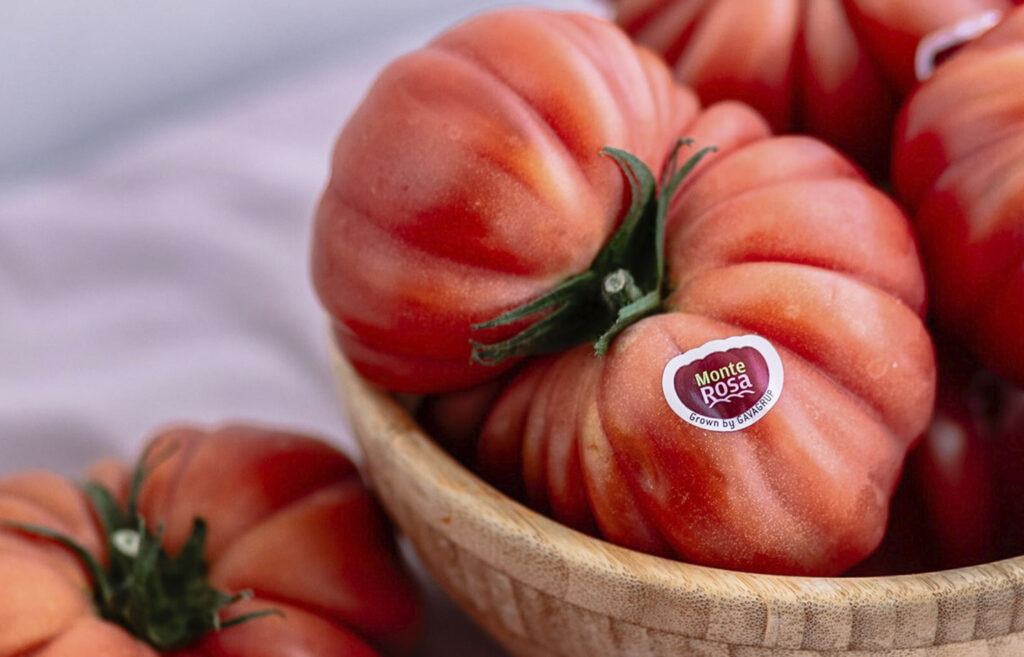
[662,335,784,432]
[674,346,769,419]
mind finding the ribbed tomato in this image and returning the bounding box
[893,6,1024,387]
[312,9,700,393]
[472,104,936,576]
[0,425,421,657]
[613,0,1018,172]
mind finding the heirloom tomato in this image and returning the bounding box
[0,425,421,657]
[893,6,1024,387]
[468,99,936,577]
[612,0,1018,173]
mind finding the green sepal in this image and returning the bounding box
[593,290,661,357]
[83,482,127,536]
[470,139,716,364]
[0,457,281,651]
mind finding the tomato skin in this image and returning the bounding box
[0,425,421,657]
[476,105,935,576]
[34,618,159,657]
[992,389,1024,558]
[613,0,1017,173]
[892,6,1024,387]
[880,340,1000,574]
[0,550,93,656]
[415,374,510,464]
[909,386,996,569]
[198,599,381,657]
[312,9,701,393]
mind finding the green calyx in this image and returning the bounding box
[3,449,280,651]
[470,139,716,365]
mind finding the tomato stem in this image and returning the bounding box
[602,269,642,310]
[470,139,715,364]
[1,446,281,650]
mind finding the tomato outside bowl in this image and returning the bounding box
[330,346,1024,656]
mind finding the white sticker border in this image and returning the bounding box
[661,334,785,433]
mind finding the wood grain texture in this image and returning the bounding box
[331,349,1024,656]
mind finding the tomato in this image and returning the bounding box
[903,341,997,570]
[470,106,936,576]
[415,375,510,465]
[613,0,1018,173]
[0,425,421,657]
[992,387,1024,558]
[312,9,700,393]
[893,6,1024,388]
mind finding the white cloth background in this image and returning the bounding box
[0,1,605,654]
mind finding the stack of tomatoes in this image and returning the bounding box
[312,3,1024,576]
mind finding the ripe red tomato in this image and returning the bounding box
[991,388,1024,558]
[463,102,935,576]
[312,9,701,393]
[904,343,997,570]
[613,0,1018,172]
[0,425,421,657]
[893,6,1024,387]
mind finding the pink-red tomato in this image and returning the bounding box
[613,0,1018,172]
[905,344,997,570]
[992,388,1024,558]
[893,6,1024,387]
[472,108,935,576]
[0,425,421,657]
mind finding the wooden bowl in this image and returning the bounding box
[331,349,1024,656]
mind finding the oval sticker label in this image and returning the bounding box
[662,334,784,432]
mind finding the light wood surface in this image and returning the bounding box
[332,349,1024,656]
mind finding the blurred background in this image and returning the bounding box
[2,0,603,179]
[0,1,603,655]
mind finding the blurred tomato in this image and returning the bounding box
[908,342,997,570]
[0,425,421,657]
[614,0,1018,173]
[473,114,935,576]
[893,7,1024,386]
[857,339,1024,575]
[992,388,1024,558]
